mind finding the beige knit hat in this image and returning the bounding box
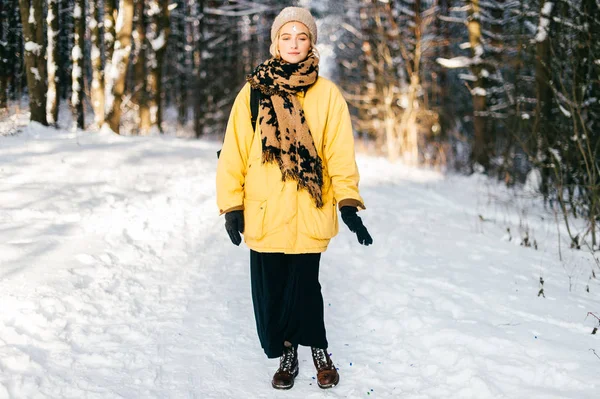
[270,7,318,44]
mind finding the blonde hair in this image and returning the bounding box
[269,28,320,60]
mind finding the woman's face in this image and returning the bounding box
[277,21,311,64]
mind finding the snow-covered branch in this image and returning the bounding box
[535,2,554,43]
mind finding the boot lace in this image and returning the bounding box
[279,347,296,372]
[311,347,330,370]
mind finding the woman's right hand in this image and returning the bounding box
[225,210,245,246]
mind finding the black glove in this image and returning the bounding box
[340,206,373,246]
[225,210,244,246]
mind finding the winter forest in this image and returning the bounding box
[1,0,599,249]
[2,1,600,396]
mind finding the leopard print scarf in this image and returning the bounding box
[246,55,324,208]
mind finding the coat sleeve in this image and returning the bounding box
[323,84,366,210]
[216,83,253,215]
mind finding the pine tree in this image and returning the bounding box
[19,0,48,125]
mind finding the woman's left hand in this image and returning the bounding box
[340,206,373,246]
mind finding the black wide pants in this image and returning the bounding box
[250,250,329,358]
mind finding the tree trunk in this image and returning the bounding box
[358,2,376,144]
[147,0,171,133]
[46,0,60,125]
[406,0,422,165]
[176,0,188,127]
[104,0,134,134]
[399,75,420,165]
[488,0,505,162]
[90,0,104,127]
[501,0,528,185]
[103,0,116,122]
[192,0,205,138]
[57,0,71,100]
[438,0,452,142]
[467,0,488,170]
[8,1,23,105]
[71,0,84,129]
[579,0,599,247]
[533,1,554,195]
[383,85,399,159]
[0,0,8,111]
[19,0,48,125]
[133,0,150,134]
[435,0,448,109]
[104,0,117,71]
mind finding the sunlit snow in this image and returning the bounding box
[0,117,598,398]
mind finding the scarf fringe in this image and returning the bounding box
[262,150,325,209]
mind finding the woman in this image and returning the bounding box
[216,6,372,390]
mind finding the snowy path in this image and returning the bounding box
[1,127,599,398]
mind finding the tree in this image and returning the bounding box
[467,0,489,170]
[145,0,171,132]
[104,0,135,133]
[172,0,188,128]
[191,0,205,137]
[132,0,150,133]
[71,0,85,129]
[0,0,8,111]
[46,0,60,125]
[532,1,554,195]
[19,0,48,125]
[339,0,438,163]
[392,0,439,166]
[90,0,104,126]
[104,0,117,104]
[58,0,72,100]
[547,0,600,249]
[9,0,25,105]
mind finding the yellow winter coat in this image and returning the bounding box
[216,77,365,254]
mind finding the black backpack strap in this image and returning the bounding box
[250,87,260,130]
[218,87,260,159]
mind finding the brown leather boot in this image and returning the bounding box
[271,345,299,390]
[311,347,339,389]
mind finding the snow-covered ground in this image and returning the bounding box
[1,121,599,398]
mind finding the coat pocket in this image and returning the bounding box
[299,201,339,240]
[243,199,267,240]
